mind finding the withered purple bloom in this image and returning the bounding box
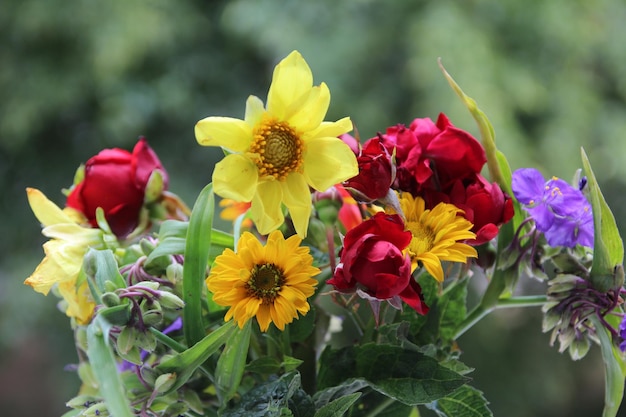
[512,168,594,248]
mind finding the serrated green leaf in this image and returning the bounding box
[314,393,361,417]
[216,320,252,404]
[318,344,469,405]
[155,320,235,394]
[182,183,214,346]
[86,315,134,417]
[426,385,493,417]
[581,148,624,292]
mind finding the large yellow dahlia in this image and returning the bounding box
[207,230,319,331]
[195,50,358,237]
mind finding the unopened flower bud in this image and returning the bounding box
[83,402,109,417]
[65,395,99,410]
[154,372,177,394]
[166,263,183,284]
[158,291,185,310]
[101,292,121,307]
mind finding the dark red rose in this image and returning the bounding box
[343,137,395,202]
[423,174,514,245]
[379,113,486,194]
[66,138,168,238]
[327,212,428,314]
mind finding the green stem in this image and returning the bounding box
[455,295,548,339]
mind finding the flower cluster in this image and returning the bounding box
[24,50,626,417]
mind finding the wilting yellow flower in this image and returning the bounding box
[24,188,105,324]
[207,230,319,331]
[396,193,477,282]
[195,50,358,237]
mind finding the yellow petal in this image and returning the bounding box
[250,181,284,235]
[42,223,101,244]
[286,83,331,132]
[306,117,353,140]
[213,154,259,201]
[267,51,314,120]
[282,173,312,238]
[244,95,266,127]
[194,116,252,152]
[27,188,74,227]
[58,279,95,325]
[303,137,359,191]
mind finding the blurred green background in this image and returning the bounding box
[2,0,626,416]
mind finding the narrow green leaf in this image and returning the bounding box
[155,320,235,393]
[216,320,252,404]
[592,316,626,417]
[581,148,625,291]
[314,393,361,417]
[426,385,493,417]
[438,60,505,193]
[145,237,186,265]
[183,183,215,346]
[86,315,134,417]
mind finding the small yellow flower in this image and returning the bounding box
[24,188,105,324]
[195,50,358,237]
[397,193,477,282]
[207,230,319,331]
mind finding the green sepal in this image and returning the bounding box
[155,320,236,394]
[581,148,625,291]
[182,183,215,346]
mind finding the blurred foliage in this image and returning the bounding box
[2,0,626,416]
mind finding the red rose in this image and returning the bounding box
[343,137,395,202]
[327,212,428,314]
[66,138,168,238]
[423,174,514,245]
[379,113,486,194]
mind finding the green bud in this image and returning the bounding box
[65,395,100,410]
[83,402,109,417]
[101,292,121,307]
[140,366,158,385]
[144,169,166,204]
[135,281,160,291]
[557,327,576,353]
[166,263,183,284]
[569,336,591,361]
[116,326,137,355]
[158,291,185,310]
[140,238,157,256]
[154,372,177,394]
[103,279,121,293]
[118,345,142,365]
[163,401,188,417]
[135,329,158,352]
[142,309,164,327]
[541,311,561,333]
[99,304,131,326]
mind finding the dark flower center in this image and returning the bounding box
[246,263,286,304]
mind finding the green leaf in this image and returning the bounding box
[313,393,361,417]
[591,316,626,417]
[83,248,126,304]
[86,315,134,417]
[155,320,235,394]
[318,344,469,405]
[216,320,252,404]
[416,277,469,345]
[313,379,369,409]
[145,237,186,265]
[182,183,215,346]
[426,385,493,417]
[581,148,625,292]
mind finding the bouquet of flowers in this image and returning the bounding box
[25,50,626,417]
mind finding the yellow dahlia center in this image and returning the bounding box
[406,220,435,256]
[246,263,286,304]
[250,118,303,180]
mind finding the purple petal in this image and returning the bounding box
[512,168,546,205]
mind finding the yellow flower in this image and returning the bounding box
[219,198,253,228]
[195,50,358,237]
[207,230,319,331]
[24,188,105,324]
[397,193,477,282]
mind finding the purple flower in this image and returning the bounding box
[512,168,594,248]
[619,315,626,352]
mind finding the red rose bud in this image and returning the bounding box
[66,138,169,238]
[343,137,395,202]
[327,212,428,315]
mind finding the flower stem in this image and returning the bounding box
[454,295,547,339]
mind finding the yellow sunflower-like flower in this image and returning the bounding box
[396,193,478,282]
[207,230,319,331]
[195,50,358,237]
[24,188,105,324]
